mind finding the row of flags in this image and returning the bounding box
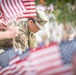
[0,43,74,75]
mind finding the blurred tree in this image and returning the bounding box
[35,0,76,26]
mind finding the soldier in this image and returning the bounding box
[0,9,48,68]
[13,9,49,53]
[13,17,48,54]
[27,18,49,49]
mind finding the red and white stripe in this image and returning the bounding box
[0,0,36,23]
[27,43,74,75]
[0,66,12,75]
[18,0,36,19]
[0,43,74,75]
[39,64,74,75]
[9,56,21,65]
[9,56,29,75]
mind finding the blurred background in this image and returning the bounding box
[35,0,76,26]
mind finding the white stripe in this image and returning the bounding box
[40,64,73,75]
[19,0,26,12]
[31,53,61,65]
[29,46,60,59]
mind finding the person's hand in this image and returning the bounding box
[5,25,19,39]
[0,22,7,30]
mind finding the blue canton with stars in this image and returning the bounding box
[60,39,76,64]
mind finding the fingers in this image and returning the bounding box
[5,26,19,38]
[0,23,7,30]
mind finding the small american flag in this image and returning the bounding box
[0,0,36,23]
[0,43,74,75]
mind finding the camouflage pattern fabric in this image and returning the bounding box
[10,20,37,52]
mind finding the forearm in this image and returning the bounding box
[0,32,8,40]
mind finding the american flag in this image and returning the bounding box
[0,43,74,75]
[0,0,36,23]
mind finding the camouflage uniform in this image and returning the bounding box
[0,20,36,53]
[13,20,37,51]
